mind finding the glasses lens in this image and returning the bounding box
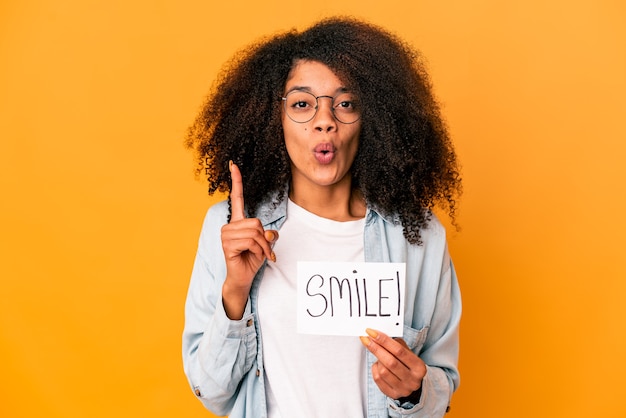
[332,92,360,124]
[284,91,317,123]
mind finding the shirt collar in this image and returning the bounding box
[254,187,399,228]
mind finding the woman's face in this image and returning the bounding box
[281,60,362,194]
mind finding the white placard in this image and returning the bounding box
[297,262,406,337]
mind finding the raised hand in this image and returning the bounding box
[220,161,278,319]
[360,328,427,401]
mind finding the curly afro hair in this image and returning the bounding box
[185,17,461,244]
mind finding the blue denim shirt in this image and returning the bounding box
[183,195,461,417]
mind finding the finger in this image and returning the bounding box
[371,362,403,398]
[364,329,414,368]
[229,161,246,222]
[264,230,279,244]
[394,338,410,351]
[360,336,405,381]
[223,237,264,259]
[222,221,278,262]
[264,230,278,262]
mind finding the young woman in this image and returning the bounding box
[183,17,462,418]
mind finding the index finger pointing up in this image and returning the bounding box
[229,160,246,222]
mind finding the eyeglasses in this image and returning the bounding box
[281,90,361,124]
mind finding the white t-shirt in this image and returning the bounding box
[258,199,367,418]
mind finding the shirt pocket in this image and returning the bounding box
[402,324,429,354]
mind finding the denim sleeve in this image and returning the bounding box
[388,249,461,417]
[182,204,257,416]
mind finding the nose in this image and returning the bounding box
[313,96,337,132]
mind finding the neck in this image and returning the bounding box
[289,177,366,221]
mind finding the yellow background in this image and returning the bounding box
[1,1,625,417]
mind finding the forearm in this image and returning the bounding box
[183,295,257,415]
[182,223,257,414]
[222,278,252,320]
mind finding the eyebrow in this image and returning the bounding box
[284,86,351,96]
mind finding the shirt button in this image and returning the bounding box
[246,319,253,327]
[194,387,202,397]
[256,369,260,377]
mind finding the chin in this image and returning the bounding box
[312,174,347,187]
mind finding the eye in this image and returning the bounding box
[293,100,312,109]
[336,100,354,109]
[334,94,359,113]
[285,91,317,112]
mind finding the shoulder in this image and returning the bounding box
[369,208,448,246]
[198,199,230,239]
[421,212,448,244]
[205,199,230,221]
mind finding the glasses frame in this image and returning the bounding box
[281,90,361,125]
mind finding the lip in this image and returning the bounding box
[313,143,336,165]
